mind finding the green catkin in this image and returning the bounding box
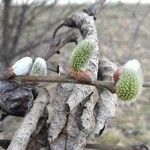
[70,40,94,71]
[116,60,143,101]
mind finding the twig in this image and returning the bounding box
[45,29,79,60]
[7,87,50,150]
[143,81,150,88]
[52,23,64,41]
[13,75,150,92]
[15,75,115,92]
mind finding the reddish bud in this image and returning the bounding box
[113,67,123,83]
[70,70,93,83]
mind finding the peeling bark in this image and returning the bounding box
[94,57,118,136]
[48,6,99,150]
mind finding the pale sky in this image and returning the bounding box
[57,0,150,4]
[11,0,150,5]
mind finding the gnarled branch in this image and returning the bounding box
[7,87,50,150]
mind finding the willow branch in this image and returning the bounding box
[143,81,150,87]
[13,75,150,92]
[15,75,114,91]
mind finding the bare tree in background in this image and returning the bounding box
[0,0,73,67]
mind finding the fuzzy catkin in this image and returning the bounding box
[70,40,94,71]
[30,57,47,76]
[116,60,143,101]
[12,57,33,76]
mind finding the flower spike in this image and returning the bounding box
[12,57,33,76]
[70,39,94,71]
[30,57,47,76]
[116,59,143,101]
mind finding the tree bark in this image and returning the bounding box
[7,87,50,150]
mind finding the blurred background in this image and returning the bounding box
[0,0,150,149]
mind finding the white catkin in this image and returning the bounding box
[30,57,47,76]
[12,57,33,76]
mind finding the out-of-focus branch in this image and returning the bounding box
[0,0,66,67]
[86,143,149,150]
[0,0,11,64]
[25,0,57,27]
[9,20,58,59]
[10,4,28,53]
[83,0,106,20]
[9,7,73,60]
[143,81,150,87]
[8,28,79,60]
[130,4,150,48]
[7,87,50,150]
[9,38,50,59]
[45,29,79,60]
